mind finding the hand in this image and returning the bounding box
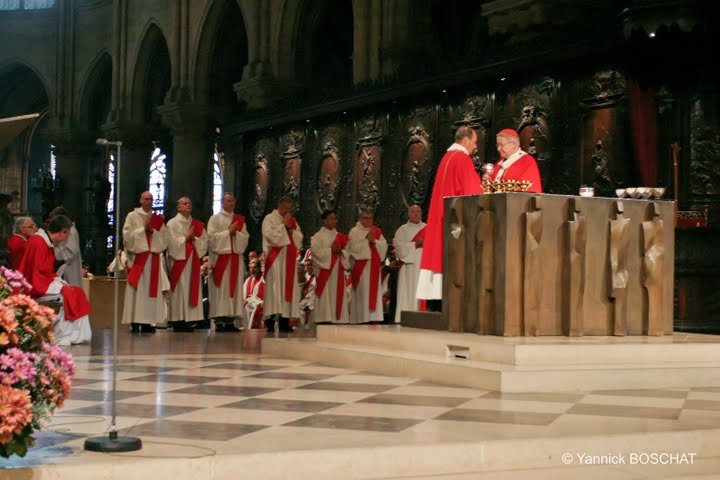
[414,238,424,248]
[482,173,492,182]
[283,214,294,229]
[366,230,377,242]
[331,245,343,254]
[144,216,153,233]
[228,221,238,235]
[186,225,195,241]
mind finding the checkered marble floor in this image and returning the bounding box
[4,352,720,459]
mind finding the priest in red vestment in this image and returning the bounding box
[489,128,543,193]
[7,216,38,269]
[18,214,92,345]
[417,126,483,302]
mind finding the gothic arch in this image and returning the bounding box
[192,0,249,111]
[276,0,353,89]
[129,21,172,126]
[76,50,112,133]
[0,60,51,117]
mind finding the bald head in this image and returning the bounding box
[222,192,236,213]
[139,191,153,212]
[177,196,192,217]
[408,205,422,224]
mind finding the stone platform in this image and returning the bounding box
[263,325,720,392]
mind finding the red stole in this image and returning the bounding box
[315,232,349,320]
[351,226,383,311]
[127,214,164,298]
[264,216,298,302]
[213,214,245,297]
[169,218,204,307]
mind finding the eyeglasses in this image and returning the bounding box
[496,142,512,148]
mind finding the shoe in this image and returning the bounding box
[142,325,156,333]
[221,324,241,332]
[194,320,211,329]
[131,323,140,333]
[214,323,225,332]
[173,322,194,332]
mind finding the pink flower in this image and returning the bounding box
[0,385,33,444]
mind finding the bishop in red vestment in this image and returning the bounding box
[489,128,543,193]
[7,216,38,269]
[417,126,483,300]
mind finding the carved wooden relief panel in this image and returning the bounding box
[354,115,383,215]
[281,130,304,213]
[578,70,628,193]
[317,138,341,213]
[399,107,435,209]
[249,139,273,222]
[454,94,492,172]
[689,95,720,203]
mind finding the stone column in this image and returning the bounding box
[159,102,215,221]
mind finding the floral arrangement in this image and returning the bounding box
[0,266,75,458]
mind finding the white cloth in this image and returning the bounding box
[242,276,265,329]
[166,213,208,322]
[55,225,83,286]
[121,208,170,325]
[43,277,92,346]
[310,227,350,323]
[495,149,527,181]
[393,221,426,323]
[261,210,303,318]
[107,250,128,278]
[207,210,249,321]
[347,222,388,323]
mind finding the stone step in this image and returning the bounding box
[263,336,720,392]
[316,325,720,366]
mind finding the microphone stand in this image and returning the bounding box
[84,139,142,452]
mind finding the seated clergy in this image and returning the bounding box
[243,259,265,329]
[18,214,92,346]
[7,216,38,269]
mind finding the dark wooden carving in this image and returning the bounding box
[281,130,304,212]
[609,200,630,336]
[403,125,432,207]
[355,115,383,214]
[515,78,554,178]
[523,195,543,336]
[689,97,720,200]
[250,150,269,222]
[591,140,615,197]
[455,94,492,172]
[317,140,341,213]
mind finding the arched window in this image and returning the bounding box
[149,144,167,214]
[0,0,55,10]
[212,147,224,215]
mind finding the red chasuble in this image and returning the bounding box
[491,153,543,193]
[18,234,91,320]
[419,148,483,275]
[7,234,27,270]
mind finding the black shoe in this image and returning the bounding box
[214,323,225,332]
[130,323,140,333]
[173,322,194,332]
[142,325,156,333]
[222,324,241,332]
[194,320,211,329]
[264,318,276,332]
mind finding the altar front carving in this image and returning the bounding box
[443,193,675,336]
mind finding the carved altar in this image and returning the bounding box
[443,193,675,336]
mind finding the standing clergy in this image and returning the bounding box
[18,214,92,345]
[310,210,349,324]
[166,197,208,332]
[243,259,265,329]
[393,204,426,323]
[489,128,542,192]
[49,207,83,286]
[348,210,388,323]
[121,191,169,333]
[417,126,483,305]
[262,196,303,332]
[207,192,249,332]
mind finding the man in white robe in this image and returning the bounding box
[166,197,208,332]
[243,259,265,329]
[49,207,83,286]
[207,192,249,332]
[121,191,170,333]
[393,204,426,323]
[348,210,388,324]
[310,210,349,324]
[262,196,303,332]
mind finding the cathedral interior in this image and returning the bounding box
[0,0,718,333]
